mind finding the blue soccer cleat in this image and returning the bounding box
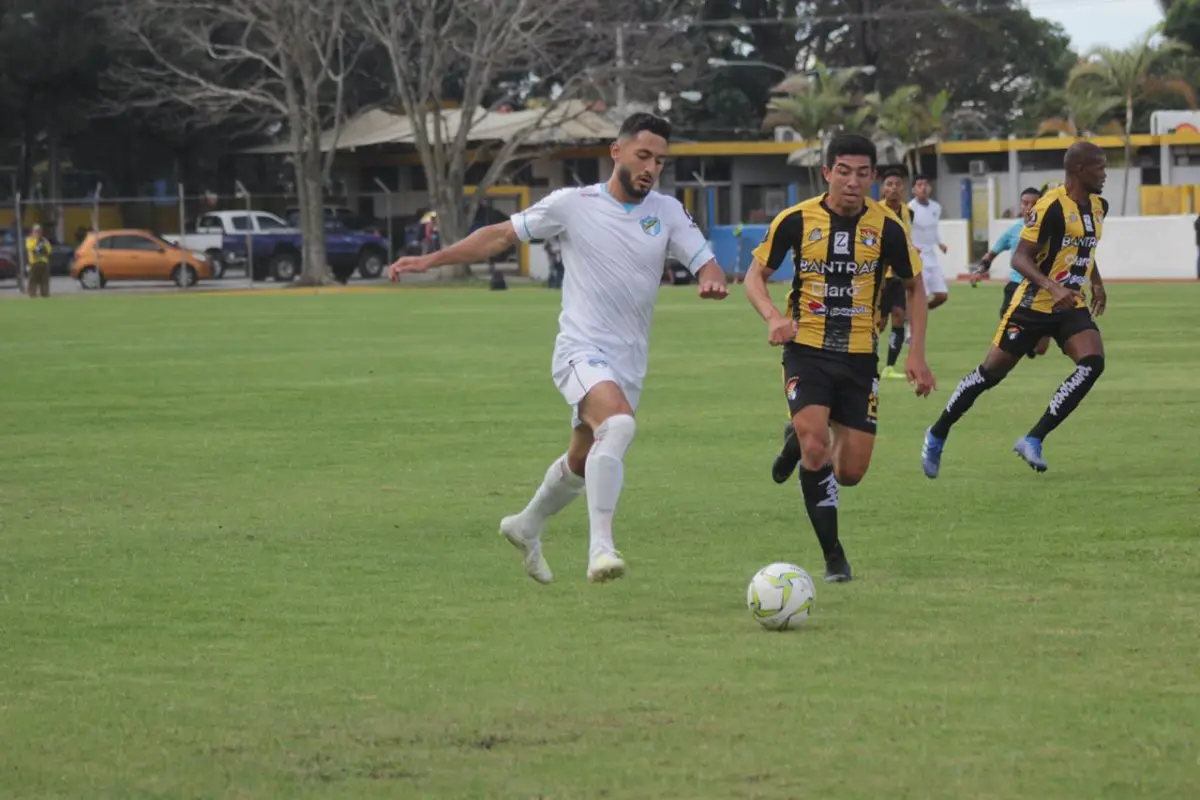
[921,428,945,479]
[1013,436,1047,473]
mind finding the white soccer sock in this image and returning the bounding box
[520,453,584,525]
[585,414,637,559]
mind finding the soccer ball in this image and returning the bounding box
[746,563,815,631]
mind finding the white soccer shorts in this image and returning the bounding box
[552,348,643,429]
[921,261,948,296]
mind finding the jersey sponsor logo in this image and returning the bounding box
[1083,214,1094,233]
[815,283,864,299]
[587,357,609,368]
[1025,210,1038,227]
[639,215,662,236]
[683,209,699,228]
[1061,235,1099,248]
[795,258,879,275]
[833,231,851,254]
[1053,269,1087,288]
[859,227,878,248]
[806,301,870,317]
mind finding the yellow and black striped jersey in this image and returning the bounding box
[1011,185,1107,313]
[753,195,923,356]
[882,202,914,279]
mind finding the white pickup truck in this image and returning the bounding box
[161,210,295,278]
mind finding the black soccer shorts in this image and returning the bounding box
[994,306,1098,355]
[781,344,879,434]
[880,276,907,315]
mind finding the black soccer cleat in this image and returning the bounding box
[771,422,802,484]
[824,551,853,583]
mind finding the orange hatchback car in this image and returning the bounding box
[71,230,213,289]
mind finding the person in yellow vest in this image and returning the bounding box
[26,224,51,298]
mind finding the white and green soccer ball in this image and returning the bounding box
[746,563,815,631]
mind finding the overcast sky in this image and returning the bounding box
[1026,0,1164,51]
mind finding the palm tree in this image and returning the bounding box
[1068,24,1196,213]
[762,61,873,191]
[873,85,951,176]
[1035,86,1125,139]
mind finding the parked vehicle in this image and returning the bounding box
[0,250,16,282]
[71,230,213,289]
[221,221,390,283]
[0,228,75,276]
[284,206,382,235]
[161,210,293,279]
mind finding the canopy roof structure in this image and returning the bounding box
[239,100,619,155]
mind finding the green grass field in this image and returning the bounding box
[2,282,1198,799]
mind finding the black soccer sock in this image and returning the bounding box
[929,365,1004,440]
[887,325,904,367]
[800,463,842,560]
[1028,355,1104,440]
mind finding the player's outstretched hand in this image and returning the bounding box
[768,317,799,346]
[698,278,728,300]
[968,266,985,287]
[1089,283,1107,317]
[388,255,435,281]
[905,356,936,398]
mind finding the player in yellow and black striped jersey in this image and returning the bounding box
[877,166,918,379]
[923,141,1110,478]
[744,133,936,584]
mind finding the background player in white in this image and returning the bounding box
[909,174,949,309]
[388,113,729,584]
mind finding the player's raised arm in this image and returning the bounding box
[744,209,803,345]
[663,199,727,300]
[388,222,517,278]
[389,189,572,280]
[882,217,935,396]
[744,258,798,345]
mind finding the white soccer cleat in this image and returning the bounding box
[586,550,627,584]
[499,515,553,585]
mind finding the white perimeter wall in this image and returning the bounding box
[982,215,1199,280]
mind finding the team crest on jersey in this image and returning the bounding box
[1006,325,1021,340]
[639,215,662,236]
[860,226,878,248]
[588,357,608,368]
[808,228,822,242]
[1069,212,1078,223]
[785,377,799,401]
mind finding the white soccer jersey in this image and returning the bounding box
[908,198,943,259]
[511,184,715,374]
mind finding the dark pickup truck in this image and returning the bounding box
[222,223,390,282]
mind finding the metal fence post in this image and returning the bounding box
[178,183,188,290]
[372,177,394,263]
[235,181,253,286]
[92,183,102,286]
[14,192,26,295]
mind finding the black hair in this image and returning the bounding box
[1020,186,1042,198]
[913,173,932,184]
[880,166,908,181]
[824,133,876,168]
[618,112,672,142]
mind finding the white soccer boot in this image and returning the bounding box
[499,514,553,585]
[586,549,627,584]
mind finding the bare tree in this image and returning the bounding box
[107,0,358,285]
[354,0,690,278]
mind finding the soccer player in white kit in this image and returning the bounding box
[908,174,950,309]
[388,113,729,584]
